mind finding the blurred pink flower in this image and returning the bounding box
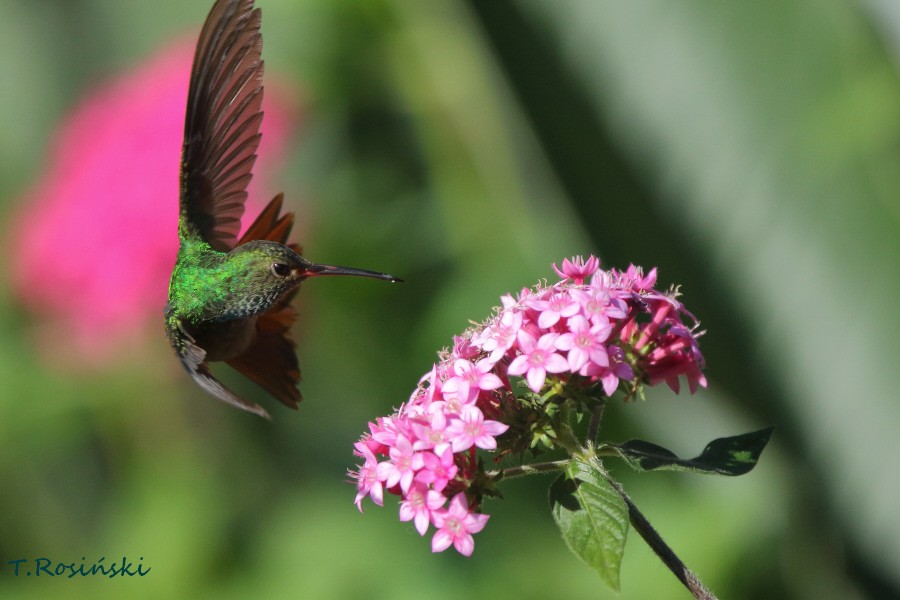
[7,39,298,367]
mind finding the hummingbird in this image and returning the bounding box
[165,0,401,419]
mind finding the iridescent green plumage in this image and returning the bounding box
[166,0,400,419]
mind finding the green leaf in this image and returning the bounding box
[606,426,775,476]
[549,457,629,591]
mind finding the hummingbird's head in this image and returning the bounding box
[224,240,402,318]
[231,241,315,295]
[215,240,318,319]
[235,239,403,284]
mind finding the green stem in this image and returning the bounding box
[552,403,582,454]
[490,459,570,480]
[605,475,717,600]
[586,400,605,443]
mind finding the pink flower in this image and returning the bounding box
[633,299,673,351]
[475,309,523,363]
[527,291,580,329]
[399,482,446,536]
[7,40,296,367]
[572,287,628,322]
[618,264,658,291]
[446,405,509,452]
[412,364,445,410]
[352,441,384,510]
[596,346,635,396]
[451,335,480,360]
[410,408,451,454]
[507,331,569,393]
[553,255,600,283]
[442,358,503,405]
[643,324,707,394]
[376,435,424,494]
[431,493,490,556]
[370,416,403,448]
[556,315,612,372]
[415,447,458,492]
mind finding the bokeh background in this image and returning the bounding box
[1,0,899,598]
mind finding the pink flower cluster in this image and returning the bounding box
[350,256,706,556]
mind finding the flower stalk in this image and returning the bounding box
[607,475,717,600]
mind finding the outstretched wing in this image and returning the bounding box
[225,193,303,409]
[166,315,272,419]
[179,0,264,251]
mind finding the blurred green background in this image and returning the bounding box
[2,0,900,598]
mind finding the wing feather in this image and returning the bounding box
[180,0,264,251]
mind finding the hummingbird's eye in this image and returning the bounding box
[270,263,291,277]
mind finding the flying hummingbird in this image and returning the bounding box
[165,0,401,419]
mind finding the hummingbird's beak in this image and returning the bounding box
[304,263,403,283]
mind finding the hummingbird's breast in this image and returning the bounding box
[188,316,259,362]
